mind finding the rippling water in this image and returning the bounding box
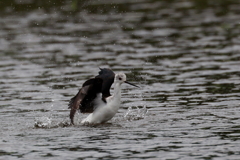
[1,0,240,159]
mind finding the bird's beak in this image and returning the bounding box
[124,81,140,88]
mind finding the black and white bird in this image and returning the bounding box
[68,68,139,125]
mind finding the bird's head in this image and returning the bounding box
[115,72,139,88]
[115,72,126,83]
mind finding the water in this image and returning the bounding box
[1,0,240,159]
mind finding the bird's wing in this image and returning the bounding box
[68,78,103,124]
[68,68,114,124]
[69,85,90,125]
[95,68,115,98]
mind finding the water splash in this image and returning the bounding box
[124,105,148,121]
[34,116,72,128]
[34,98,54,128]
[56,118,72,128]
[34,116,52,128]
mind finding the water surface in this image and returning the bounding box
[1,0,240,159]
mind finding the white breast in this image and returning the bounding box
[81,95,121,124]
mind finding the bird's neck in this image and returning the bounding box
[106,82,121,113]
[113,83,121,99]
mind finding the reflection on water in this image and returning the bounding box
[1,0,240,159]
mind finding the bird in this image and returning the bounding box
[68,68,139,125]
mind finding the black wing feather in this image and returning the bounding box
[95,68,115,97]
[69,85,90,124]
[68,78,103,124]
[68,68,115,125]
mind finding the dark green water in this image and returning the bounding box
[1,0,240,159]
